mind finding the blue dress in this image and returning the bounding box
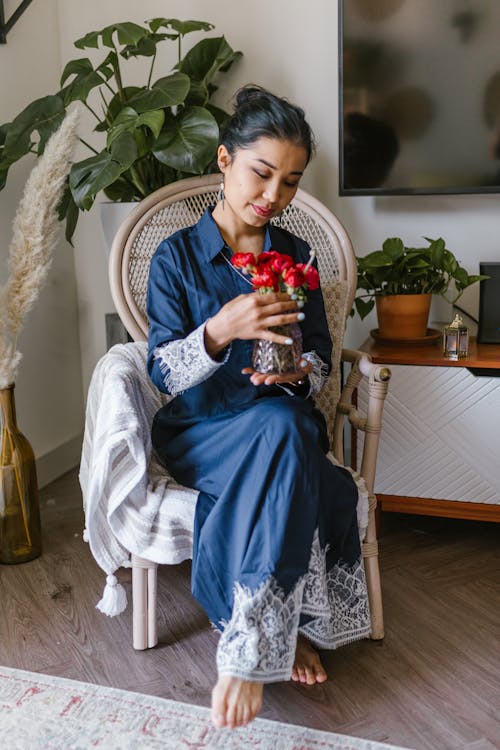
[147,208,370,682]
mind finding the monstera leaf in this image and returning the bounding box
[153,107,218,173]
[0,17,242,240]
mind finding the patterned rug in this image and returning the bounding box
[0,666,412,749]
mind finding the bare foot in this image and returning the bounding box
[211,676,263,729]
[291,634,328,685]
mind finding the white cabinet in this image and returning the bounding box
[358,364,500,507]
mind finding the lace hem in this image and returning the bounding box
[216,576,305,683]
[153,321,231,396]
[216,530,371,680]
[300,535,371,649]
[301,350,329,394]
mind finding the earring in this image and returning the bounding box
[217,176,225,209]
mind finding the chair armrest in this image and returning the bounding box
[332,348,391,494]
[337,349,390,642]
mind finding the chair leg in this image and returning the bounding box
[131,554,158,650]
[362,492,384,640]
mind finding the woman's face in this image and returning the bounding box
[217,136,308,229]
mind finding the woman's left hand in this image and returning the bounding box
[242,359,313,387]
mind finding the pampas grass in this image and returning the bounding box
[0,108,80,389]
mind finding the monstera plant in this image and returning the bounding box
[0,19,241,241]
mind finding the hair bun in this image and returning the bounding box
[234,85,268,111]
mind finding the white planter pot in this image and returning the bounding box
[100,201,138,257]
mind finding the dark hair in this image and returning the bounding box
[219,85,316,164]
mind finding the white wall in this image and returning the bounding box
[0,0,84,486]
[56,0,500,391]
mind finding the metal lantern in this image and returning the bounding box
[443,313,469,360]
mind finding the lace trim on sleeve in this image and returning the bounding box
[153,321,231,396]
[301,350,329,394]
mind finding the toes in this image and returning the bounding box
[240,703,252,727]
[297,666,307,683]
[316,667,328,683]
[291,667,299,682]
[305,667,316,685]
[226,699,238,730]
[211,685,227,728]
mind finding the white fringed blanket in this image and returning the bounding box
[80,342,198,612]
[80,342,368,615]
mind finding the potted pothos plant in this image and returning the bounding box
[352,237,487,340]
[0,18,241,242]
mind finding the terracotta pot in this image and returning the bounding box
[376,293,431,339]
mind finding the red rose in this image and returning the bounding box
[282,266,305,289]
[256,250,280,268]
[270,254,294,273]
[252,268,280,291]
[232,252,257,271]
[296,263,320,290]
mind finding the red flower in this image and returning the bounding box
[282,266,305,289]
[296,263,320,290]
[252,268,280,291]
[231,252,257,271]
[257,251,280,266]
[270,254,294,273]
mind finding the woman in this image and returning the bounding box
[147,86,370,729]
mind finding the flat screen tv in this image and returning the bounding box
[339,0,500,195]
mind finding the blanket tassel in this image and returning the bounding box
[96,574,127,616]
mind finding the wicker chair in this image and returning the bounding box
[108,174,391,650]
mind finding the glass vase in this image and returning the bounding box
[252,322,303,375]
[0,384,42,564]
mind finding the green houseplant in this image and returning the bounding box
[0,18,241,242]
[353,237,487,339]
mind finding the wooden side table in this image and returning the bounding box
[358,335,500,523]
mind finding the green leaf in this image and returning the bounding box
[152,106,218,173]
[75,23,148,50]
[121,33,170,59]
[57,183,80,243]
[94,87,141,132]
[107,107,165,148]
[381,237,404,260]
[127,72,189,113]
[151,72,190,106]
[358,251,394,269]
[205,103,231,129]
[103,175,140,202]
[178,37,241,87]
[354,296,375,320]
[69,132,138,210]
[74,30,101,49]
[2,95,65,161]
[0,121,8,147]
[60,58,109,105]
[453,266,469,286]
[442,249,458,275]
[148,18,214,36]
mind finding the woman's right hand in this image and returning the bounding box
[204,292,303,358]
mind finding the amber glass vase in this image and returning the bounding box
[252,322,303,375]
[0,384,41,564]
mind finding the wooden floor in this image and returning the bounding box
[1,468,499,750]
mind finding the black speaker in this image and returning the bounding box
[477,262,500,344]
